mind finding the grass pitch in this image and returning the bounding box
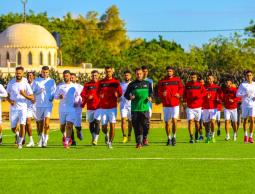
[0,125,254,194]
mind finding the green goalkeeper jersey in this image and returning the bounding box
[124,79,153,112]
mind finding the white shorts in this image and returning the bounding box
[216,111,221,121]
[101,108,117,125]
[120,107,131,120]
[242,106,255,118]
[224,108,238,122]
[74,108,82,127]
[93,109,102,121]
[163,106,179,122]
[10,108,27,128]
[86,110,97,123]
[27,108,37,120]
[36,107,52,121]
[202,109,217,122]
[59,111,76,125]
[186,107,202,121]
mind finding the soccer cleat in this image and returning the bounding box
[92,140,97,146]
[166,138,172,146]
[248,137,254,143]
[205,137,210,144]
[76,130,83,140]
[18,144,22,149]
[217,129,221,136]
[244,136,249,144]
[71,140,77,146]
[233,135,237,141]
[64,142,69,149]
[225,136,230,141]
[171,137,176,146]
[107,142,113,149]
[136,143,142,149]
[211,137,216,143]
[26,141,35,147]
[189,139,194,144]
[0,137,2,145]
[122,136,128,143]
[42,140,47,148]
[199,135,204,141]
[128,136,131,142]
[143,138,149,146]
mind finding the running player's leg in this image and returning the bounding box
[131,112,142,148]
[26,117,34,147]
[10,109,19,144]
[108,108,117,148]
[17,109,27,149]
[242,106,249,143]
[142,111,150,146]
[164,107,171,145]
[42,117,50,147]
[216,111,221,136]
[121,117,128,143]
[210,119,216,142]
[249,116,254,143]
[224,109,231,141]
[64,121,73,148]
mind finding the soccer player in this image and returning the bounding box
[34,66,56,147]
[54,70,79,148]
[198,78,205,139]
[203,74,222,143]
[222,78,240,141]
[120,70,132,143]
[25,71,37,147]
[6,66,33,149]
[124,68,153,148]
[183,72,206,143]
[81,70,100,145]
[237,70,255,143]
[98,66,122,148]
[0,82,8,144]
[158,66,183,146]
[70,73,83,144]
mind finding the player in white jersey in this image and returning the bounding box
[120,70,132,143]
[0,83,8,144]
[6,67,34,149]
[54,70,79,148]
[34,66,56,147]
[25,72,37,147]
[237,70,255,143]
[70,73,83,144]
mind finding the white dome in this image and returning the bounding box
[0,23,58,48]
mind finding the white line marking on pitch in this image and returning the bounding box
[0,158,255,161]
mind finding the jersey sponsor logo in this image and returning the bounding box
[206,87,218,92]
[100,82,119,88]
[161,81,178,86]
[87,85,97,90]
[186,85,201,90]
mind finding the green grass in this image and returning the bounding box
[0,125,255,194]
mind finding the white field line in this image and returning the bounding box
[0,157,255,161]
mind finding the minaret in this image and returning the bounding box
[21,0,28,23]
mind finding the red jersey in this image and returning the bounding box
[158,76,184,107]
[203,83,222,109]
[80,80,100,110]
[183,81,206,108]
[222,86,240,110]
[98,77,122,109]
[217,103,222,111]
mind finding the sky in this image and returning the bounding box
[1,0,255,49]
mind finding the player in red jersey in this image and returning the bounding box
[183,72,206,143]
[81,70,100,145]
[158,66,183,146]
[222,77,240,141]
[202,74,222,143]
[98,66,122,148]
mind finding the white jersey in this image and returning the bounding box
[54,82,79,113]
[6,78,33,110]
[237,81,255,108]
[27,81,37,111]
[34,77,56,108]
[145,77,153,108]
[120,81,131,109]
[74,83,83,108]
